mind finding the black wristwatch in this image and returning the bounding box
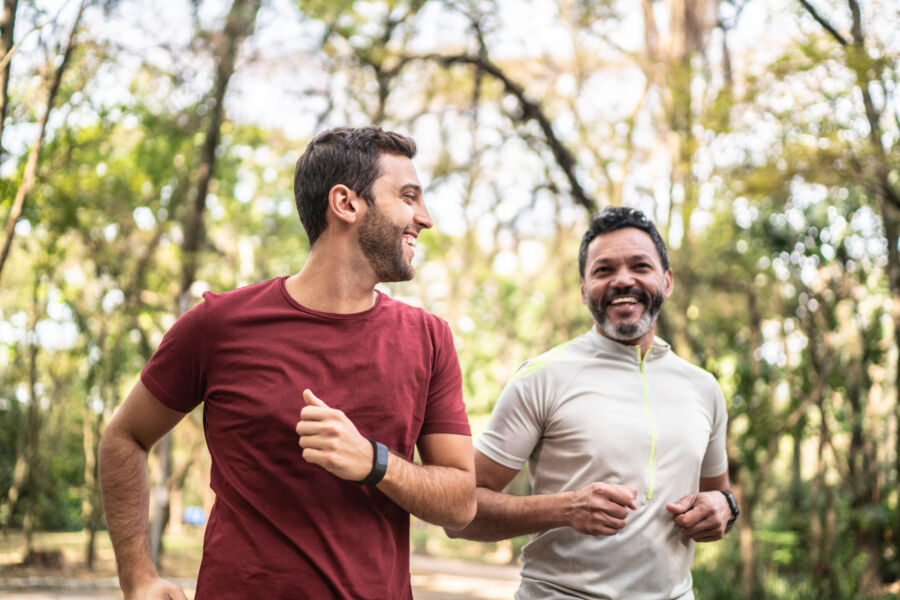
[356,438,389,486]
[720,490,739,526]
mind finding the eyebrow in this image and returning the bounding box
[399,183,422,193]
[593,253,656,263]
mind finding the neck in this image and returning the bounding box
[286,242,379,314]
[594,324,656,357]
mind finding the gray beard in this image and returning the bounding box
[587,289,664,344]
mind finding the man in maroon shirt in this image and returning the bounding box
[98,127,476,599]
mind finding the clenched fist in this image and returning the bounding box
[666,491,731,542]
[295,389,375,482]
[567,482,638,536]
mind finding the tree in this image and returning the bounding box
[0,0,87,284]
[797,1,900,580]
[149,0,263,567]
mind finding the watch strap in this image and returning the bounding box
[356,438,388,486]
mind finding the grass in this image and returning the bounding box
[0,526,205,581]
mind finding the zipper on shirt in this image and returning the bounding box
[638,346,657,502]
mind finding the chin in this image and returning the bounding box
[382,267,415,283]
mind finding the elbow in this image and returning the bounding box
[460,497,478,529]
[97,423,147,470]
[446,468,477,531]
[97,423,125,458]
[445,497,477,532]
[443,518,471,539]
[97,427,124,482]
[442,513,480,541]
[443,495,477,536]
[441,478,477,532]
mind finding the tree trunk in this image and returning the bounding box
[846,383,882,590]
[790,424,804,510]
[81,411,102,570]
[883,200,900,574]
[149,0,262,569]
[177,0,263,311]
[0,0,18,158]
[732,473,756,600]
[21,275,41,555]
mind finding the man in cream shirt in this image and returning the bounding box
[448,207,738,599]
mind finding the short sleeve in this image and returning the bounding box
[141,299,209,413]
[475,371,545,471]
[419,318,470,437]
[700,381,728,478]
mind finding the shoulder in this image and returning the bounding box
[663,351,723,398]
[489,334,592,426]
[196,277,283,318]
[202,277,282,306]
[377,292,451,334]
[508,333,592,387]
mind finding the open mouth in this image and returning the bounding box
[603,289,649,311]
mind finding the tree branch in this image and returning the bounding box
[0,0,87,287]
[797,0,848,46]
[421,52,595,213]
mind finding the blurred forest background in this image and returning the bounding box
[0,0,898,598]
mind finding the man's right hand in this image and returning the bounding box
[566,482,638,536]
[125,576,189,600]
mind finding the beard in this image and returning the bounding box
[587,285,665,343]
[357,204,414,282]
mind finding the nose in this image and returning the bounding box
[609,266,636,288]
[415,201,433,231]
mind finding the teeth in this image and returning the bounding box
[610,296,637,305]
[404,237,416,248]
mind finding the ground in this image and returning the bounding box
[0,530,520,599]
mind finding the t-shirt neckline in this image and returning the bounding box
[586,327,670,360]
[278,275,384,319]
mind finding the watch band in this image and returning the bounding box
[356,438,388,486]
[720,490,740,526]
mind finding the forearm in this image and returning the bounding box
[446,486,571,542]
[98,430,158,592]
[376,453,476,530]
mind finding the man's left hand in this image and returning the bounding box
[295,389,375,481]
[665,491,731,542]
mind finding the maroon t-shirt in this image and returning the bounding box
[141,277,470,599]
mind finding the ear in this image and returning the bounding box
[580,277,586,305]
[663,269,674,299]
[327,184,364,225]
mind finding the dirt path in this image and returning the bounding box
[0,554,521,599]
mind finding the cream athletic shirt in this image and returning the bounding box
[476,329,729,600]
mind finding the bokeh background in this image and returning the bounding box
[1,0,899,598]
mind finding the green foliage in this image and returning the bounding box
[0,2,898,597]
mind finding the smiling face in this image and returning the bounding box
[357,153,432,282]
[580,227,674,349]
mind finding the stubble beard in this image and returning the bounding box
[357,204,415,283]
[587,286,665,344]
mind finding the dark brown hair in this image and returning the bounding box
[293,126,417,246]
